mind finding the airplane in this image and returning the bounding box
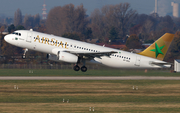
[4,29,174,72]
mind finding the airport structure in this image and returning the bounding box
[171,2,179,18]
[42,1,47,20]
[174,59,180,72]
[155,0,158,14]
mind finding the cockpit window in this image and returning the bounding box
[12,32,21,36]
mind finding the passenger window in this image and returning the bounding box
[19,33,21,36]
[15,33,18,35]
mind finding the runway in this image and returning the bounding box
[0,76,180,80]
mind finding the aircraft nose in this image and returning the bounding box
[4,35,8,42]
[4,34,11,43]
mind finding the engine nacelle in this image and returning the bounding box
[47,51,78,63]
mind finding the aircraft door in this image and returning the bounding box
[135,56,141,66]
[27,32,32,43]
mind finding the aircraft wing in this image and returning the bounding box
[51,48,117,59]
[65,50,118,59]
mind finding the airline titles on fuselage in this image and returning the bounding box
[34,35,68,49]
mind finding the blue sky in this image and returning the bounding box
[0,0,179,17]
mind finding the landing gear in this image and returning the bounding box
[73,57,88,72]
[81,66,87,72]
[74,65,80,71]
[73,65,87,72]
[22,48,28,59]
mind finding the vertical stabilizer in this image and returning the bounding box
[139,33,174,60]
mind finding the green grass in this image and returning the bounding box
[0,80,180,112]
[0,69,179,76]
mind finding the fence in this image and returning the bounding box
[0,64,102,70]
[0,64,172,71]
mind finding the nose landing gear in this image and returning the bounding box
[22,48,28,59]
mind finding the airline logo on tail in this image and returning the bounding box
[139,33,174,60]
[150,43,165,58]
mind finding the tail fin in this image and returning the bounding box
[138,33,174,60]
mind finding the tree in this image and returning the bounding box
[8,24,15,33]
[33,14,40,28]
[84,27,92,39]
[24,14,33,29]
[90,3,137,42]
[108,27,118,42]
[14,9,22,26]
[23,14,40,29]
[16,25,25,30]
[1,38,22,63]
[46,4,88,36]
[126,34,142,49]
[90,9,105,42]
[169,31,180,60]
[62,32,82,40]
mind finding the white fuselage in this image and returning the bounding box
[4,30,170,69]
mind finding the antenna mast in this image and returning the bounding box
[42,0,47,20]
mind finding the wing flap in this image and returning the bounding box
[65,50,118,59]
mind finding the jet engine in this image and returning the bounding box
[47,51,78,63]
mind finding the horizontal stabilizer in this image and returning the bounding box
[150,62,172,67]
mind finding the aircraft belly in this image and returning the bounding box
[100,57,135,68]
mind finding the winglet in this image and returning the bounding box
[138,33,174,60]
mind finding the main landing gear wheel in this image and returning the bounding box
[74,65,80,71]
[81,66,87,72]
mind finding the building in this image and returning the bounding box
[171,2,179,18]
[174,59,180,72]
